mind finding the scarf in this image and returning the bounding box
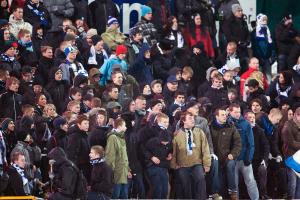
[0,131,6,165]
[293,64,300,75]
[12,163,29,187]
[256,14,272,43]
[27,2,48,26]
[88,45,108,65]
[275,82,291,98]
[184,128,195,155]
[90,157,105,165]
[18,40,33,52]
[0,53,15,63]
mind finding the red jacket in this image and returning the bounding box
[240,68,269,97]
[184,26,215,58]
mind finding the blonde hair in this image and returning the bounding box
[67,100,80,111]
[43,104,57,117]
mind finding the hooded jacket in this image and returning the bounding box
[8,14,33,39]
[129,43,153,85]
[105,130,129,184]
[101,27,127,51]
[0,90,23,121]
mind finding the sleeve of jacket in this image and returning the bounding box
[247,123,255,161]
[9,169,26,195]
[286,124,300,152]
[65,134,80,165]
[105,135,117,171]
[91,164,113,192]
[198,118,214,154]
[60,165,77,195]
[63,0,74,17]
[170,136,178,169]
[230,126,242,159]
[199,129,212,168]
[268,129,280,156]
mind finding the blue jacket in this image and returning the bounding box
[99,56,128,86]
[229,116,255,161]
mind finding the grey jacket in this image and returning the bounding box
[43,0,74,32]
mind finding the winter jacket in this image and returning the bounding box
[90,159,113,196]
[209,120,241,165]
[171,127,211,169]
[252,125,270,164]
[0,90,23,122]
[87,0,119,35]
[47,129,68,153]
[247,87,270,112]
[23,1,52,31]
[105,130,129,184]
[163,85,176,107]
[0,54,22,76]
[229,116,255,162]
[195,116,214,154]
[129,43,153,85]
[281,119,300,157]
[256,113,281,157]
[38,56,54,86]
[8,15,32,39]
[101,27,127,51]
[287,43,300,68]
[59,60,87,85]
[124,39,143,67]
[5,165,28,196]
[43,0,74,32]
[99,56,128,86]
[135,18,158,47]
[204,86,229,112]
[251,28,273,60]
[275,23,298,55]
[88,126,110,148]
[152,52,173,81]
[267,77,292,108]
[66,126,90,167]
[48,147,78,199]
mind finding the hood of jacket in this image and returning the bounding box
[48,147,68,166]
[107,130,125,139]
[206,66,217,82]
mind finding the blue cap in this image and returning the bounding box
[64,46,78,56]
[167,75,178,83]
[141,5,152,17]
[107,16,118,26]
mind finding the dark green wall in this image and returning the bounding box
[256,0,300,34]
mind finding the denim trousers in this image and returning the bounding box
[235,160,259,200]
[177,164,206,200]
[147,166,169,199]
[287,168,300,199]
[206,159,220,194]
[218,159,237,195]
[112,183,129,199]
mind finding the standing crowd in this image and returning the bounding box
[0,0,300,199]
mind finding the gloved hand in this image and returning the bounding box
[275,155,283,163]
[243,160,251,166]
[211,154,218,160]
[261,160,266,167]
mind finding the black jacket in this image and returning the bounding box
[66,126,90,166]
[88,126,110,148]
[275,23,298,55]
[204,87,229,112]
[38,56,54,86]
[5,166,28,196]
[197,80,211,98]
[0,90,23,121]
[87,0,119,35]
[90,160,113,196]
[252,125,270,164]
[47,129,68,153]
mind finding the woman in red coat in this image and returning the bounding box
[184,13,215,58]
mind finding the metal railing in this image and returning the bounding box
[0,196,37,200]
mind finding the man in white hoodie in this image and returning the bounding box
[9,7,32,39]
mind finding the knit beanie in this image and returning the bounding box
[64,46,78,56]
[115,44,127,56]
[91,35,102,46]
[141,5,152,17]
[86,28,98,38]
[232,4,242,14]
[53,117,67,130]
[107,16,118,26]
[1,118,13,131]
[1,41,18,53]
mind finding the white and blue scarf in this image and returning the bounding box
[0,53,15,63]
[12,163,29,186]
[27,2,48,26]
[90,158,105,165]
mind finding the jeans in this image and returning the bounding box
[235,160,259,200]
[177,164,206,200]
[147,166,169,199]
[112,183,129,199]
[207,159,220,194]
[224,160,237,194]
[278,54,287,72]
[128,172,145,198]
[253,162,267,196]
[287,168,300,199]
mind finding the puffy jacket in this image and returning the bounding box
[43,0,74,32]
[101,27,127,51]
[9,15,32,38]
[105,130,129,184]
[0,90,23,122]
[209,120,241,165]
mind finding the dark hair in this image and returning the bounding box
[249,98,262,107]
[113,118,125,129]
[228,103,241,111]
[189,13,207,39]
[69,87,82,96]
[174,90,186,98]
[77,114,89,124]
[36,93,46,104]
[280,70,293,86]
[162,16,177,38]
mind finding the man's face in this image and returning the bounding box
[13,8,23,20]
[71,104,80,114]
[31,0,39,4]
[62,21,72,32]
[144,50,151,59]
[227,45,236,56]
[22,72,32,82]
[152,103,163,114]
[182,72,192,81]
[67,51,77,61]
[43,48,53,59]
[94,40,104,51]
[78,120,89,132]
[248,86,257,93]
[55,70,63,81]
[21,33,31,43]
[249,58,259,70]
[212,78,223,88]
[135,99,146,111]
[5,46,17,57]
[187,105,199,116]
[112,73,123,86]
[216,110,227,124]
[152,83,162,94]
[89,149,99,160]
[15,155,26,169]
[158,118,169,129]
[194,15,201,26]
[9,81,19,92]
[167,82,178,92]
[184,114,195,129]
[251,102,262,114]
[294,112,300,124]
[110,23,119,30]
[269,114,282,125]
[230,107,241,120]
[109,88,119,100]
[72,92,82,101]
[3,29,10,41]
[144,13,152,21]
[175,95,185,104]
[228,92,236,101]
[133,33,143,42]
[245,112,256,125]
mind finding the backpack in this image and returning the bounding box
[70,163,88,200]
